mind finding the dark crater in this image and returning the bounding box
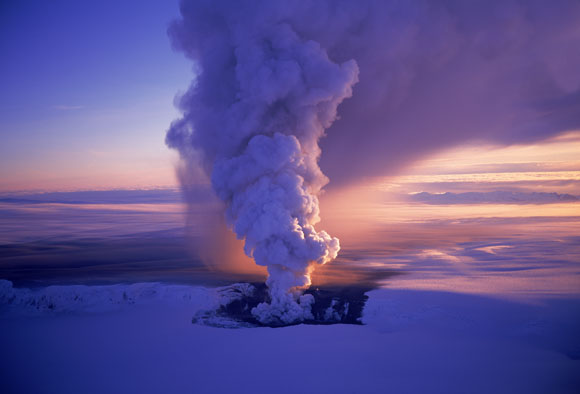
[192,283,372,328]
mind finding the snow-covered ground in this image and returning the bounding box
[1,190,579,393]
[1,279,579,394]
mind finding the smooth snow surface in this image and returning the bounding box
[1,280,579,394]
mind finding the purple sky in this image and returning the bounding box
[0,0,189,191]
[1,0,579,192]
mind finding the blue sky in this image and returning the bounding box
[1,0,579,194]
[0,0,190,191]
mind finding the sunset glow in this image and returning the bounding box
[1,1,580,392]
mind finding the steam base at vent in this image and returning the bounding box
[192,283,370,328]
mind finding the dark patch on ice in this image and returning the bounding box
[192,283,371,328]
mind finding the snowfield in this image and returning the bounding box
[1,280,579,394]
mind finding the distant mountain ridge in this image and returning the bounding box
[0,189,197,205]
[409,191,579,204]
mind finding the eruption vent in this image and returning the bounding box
[166,2,358,324]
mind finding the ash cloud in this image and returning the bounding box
[166,0,580,323]
[309,0,580,185]
[167,0,358,324]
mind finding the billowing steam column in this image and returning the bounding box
[166,3,358,324]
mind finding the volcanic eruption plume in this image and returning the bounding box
[166,1,358,324]
[166,0,580,324]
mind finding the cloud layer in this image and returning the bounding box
[165,0,580,322]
